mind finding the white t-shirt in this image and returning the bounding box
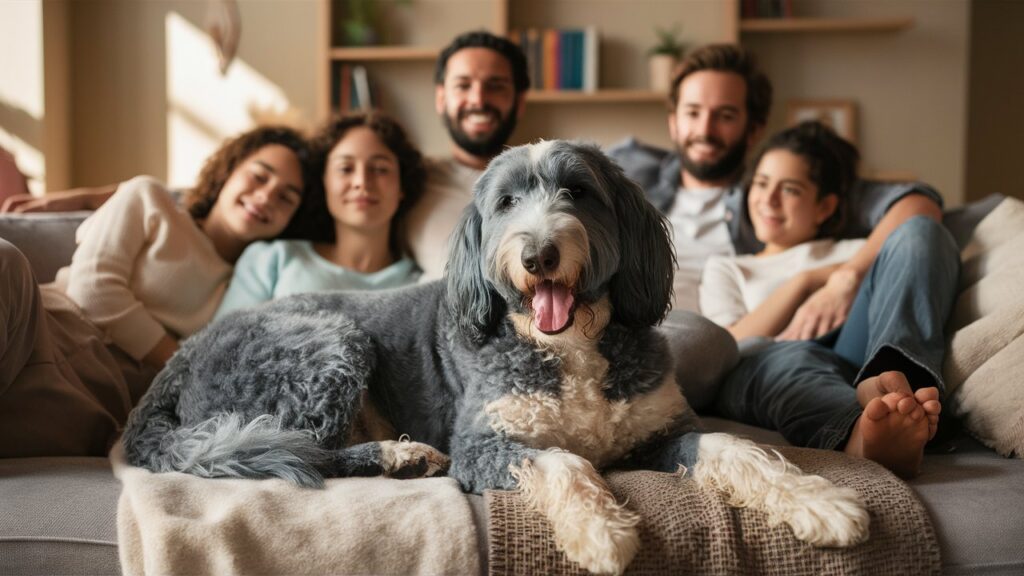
[699,238,867,327]
[405,157,482,282]
[666,186,735,312]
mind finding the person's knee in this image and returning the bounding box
[889,216,954,252]
[0,239,35,295]
[661,310,739,374]
[883,216,959,269]
[660,310,738,411]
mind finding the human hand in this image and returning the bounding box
[142,335,180,370]
[0,187,112,213]
[776,268,860,340]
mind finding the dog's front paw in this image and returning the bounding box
[784,478,870,547]
[512,451,640,574]
[380,440,451,479]
[693,433,870,549]
[558,506,640,575]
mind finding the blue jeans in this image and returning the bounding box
[714,216,961,450]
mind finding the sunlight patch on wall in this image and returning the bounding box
[166,11,293,188]
[0,0,45,194]
[0,130,44,196]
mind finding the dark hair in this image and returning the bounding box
[186,126,314,240]
[744,120,860,239]
[434,30,530,93]
[668,44,773,131]
[304,111,426,258]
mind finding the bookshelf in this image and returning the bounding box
[740,17,914,34]
[528,89,666,104]
[317,0,913,155]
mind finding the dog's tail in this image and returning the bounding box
[121,356,330,488]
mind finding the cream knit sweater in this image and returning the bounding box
[54,176,231,360]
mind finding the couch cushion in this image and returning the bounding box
[943,196,1024,457]
[0,212,89,283]
[0,457,120,575]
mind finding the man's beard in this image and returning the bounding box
[677,135,748,184]
[443,104,519,159]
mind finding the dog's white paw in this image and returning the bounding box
[512,450,640,575]
[557,502,640,575]
[783,478,870,547]
[694,433,870,548]
[380,440,450,479]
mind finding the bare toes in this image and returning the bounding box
[864,397,890,421]
[896,395,919,416]
[914,386,940,404]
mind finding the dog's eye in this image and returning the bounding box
[568,187,586,200]
[498,195,519,211]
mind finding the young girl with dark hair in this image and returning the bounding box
[214,111,426,319]
[702,121,961,478]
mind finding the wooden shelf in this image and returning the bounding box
[527,89,666,104]
[740,17,913,33]
[329,46,438,62]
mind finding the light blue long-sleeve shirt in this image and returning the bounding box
[214,240,420,320]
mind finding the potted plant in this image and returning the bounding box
[648,25,685,92]
[340,0,412,46]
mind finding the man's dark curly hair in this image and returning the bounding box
[668,44,773,132]
[434,30,530,93]
[185,125,315,239]
[304,111,426,258]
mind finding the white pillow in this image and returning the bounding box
[943,197,1024,457]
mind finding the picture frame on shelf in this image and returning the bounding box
[786,99,858,144]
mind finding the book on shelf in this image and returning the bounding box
[330,63,381,113]
[741,0,793,18]
[512,27,599,92]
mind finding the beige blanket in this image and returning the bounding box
[487,446,941,575]
[111,442,481,575]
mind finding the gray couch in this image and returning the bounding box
[2,209,1023,575]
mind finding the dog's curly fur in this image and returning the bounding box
[123,140,869,574]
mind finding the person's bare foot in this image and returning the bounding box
[913,386,941,441]
[855,371,942,441]
[845,391,931,478]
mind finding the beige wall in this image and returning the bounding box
[68,0,319,188]
[0,0,70,193]
[965,0,1024,203]
[34,0,982,207]
[745,0,970,206]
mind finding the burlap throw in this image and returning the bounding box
[487,446,940,575]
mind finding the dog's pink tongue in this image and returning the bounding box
[533,280,574,333]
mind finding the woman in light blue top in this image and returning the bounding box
[215,112,426,319]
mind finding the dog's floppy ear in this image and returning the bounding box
[445,202,501,343]
[607,163,675,327]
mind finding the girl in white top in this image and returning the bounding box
[700,121,864,341]
[0,126,313,457]
[702,121,945,478]
[215,112,426,318]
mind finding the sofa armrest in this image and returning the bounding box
[0,212,90,283]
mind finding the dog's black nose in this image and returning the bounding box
[522,244,560,275]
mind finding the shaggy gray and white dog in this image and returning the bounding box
[123,140,868,574]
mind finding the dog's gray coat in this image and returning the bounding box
[123,141,868,572]
[123,140,697,490]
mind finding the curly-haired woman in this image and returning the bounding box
[0,125,315,457]
[214,111,426,318]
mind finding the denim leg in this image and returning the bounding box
[716,340,861,450]
[832,216,961,393]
